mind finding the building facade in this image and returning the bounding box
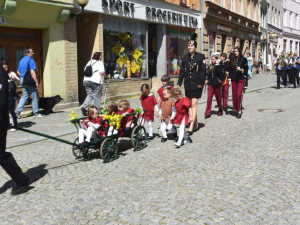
[267,0,283,65]
[282,0,300,53]
[77,0,202,101]
[259,0,269,65]
[0,0,78,107]
[203,0,261,61]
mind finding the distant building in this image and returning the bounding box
[282,0,300,53]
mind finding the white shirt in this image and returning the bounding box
[83,60,105,84]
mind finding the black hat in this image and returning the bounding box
[189,33,198,48]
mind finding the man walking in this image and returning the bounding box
[15,48,44,118]
[0,66,30,195]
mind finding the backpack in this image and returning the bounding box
[8,79,17,94]
[84,60,98,77]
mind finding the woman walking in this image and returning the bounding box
[228,47,248,119]
[81,52,108,116]
[176,34,206,135]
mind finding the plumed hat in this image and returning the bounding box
[189,33,198,48]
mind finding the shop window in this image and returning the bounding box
[166,26,194,76]
[103,17,147,79]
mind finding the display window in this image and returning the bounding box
[166,26,194,76]
[103,16,147,79]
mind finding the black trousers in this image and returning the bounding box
[288,70,296,87]
[296,69,300,85]
[0,126,28,185]
[277,70,287,87]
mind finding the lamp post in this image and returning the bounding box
[70,0,89,18]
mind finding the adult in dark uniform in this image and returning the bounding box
[0,66,30,195]
[228,47,248,119]
[176,34,206,134]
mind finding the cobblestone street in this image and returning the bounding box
[0,75,299,224]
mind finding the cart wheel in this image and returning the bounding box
[100,138,118,163]
[72,137,88,158]
[131,125,147,151]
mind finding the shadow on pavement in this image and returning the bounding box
[17,121,36,128]
[0,164,48,195]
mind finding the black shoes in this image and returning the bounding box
[161,138,168,143]
[187,137,193,143]
[223,106,228,113]
[236,113,242,119]
[79,141,90,147]
[11,177,30,195]
[147,136,154,140]
[205,115,211,119]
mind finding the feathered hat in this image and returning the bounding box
[189,33,198,48]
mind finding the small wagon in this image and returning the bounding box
[70,111,147,163]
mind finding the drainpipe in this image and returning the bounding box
[266,3,269,64]
[200,0,204,54]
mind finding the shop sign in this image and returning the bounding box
[252,39,256,58]
[0,17,7,24]
[145,6,198,26]
[216,24,231,33]
[102,0,135,13]
[269,33,278,39]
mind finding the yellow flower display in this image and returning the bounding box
[131,49,142,60]
[103,113,123,130]
[118,33,130,43]
[117,57,126,68]
[130,59,142,74]
[68,108,78,125]
[112,44,125,56]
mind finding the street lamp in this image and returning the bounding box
[70,0,89,18]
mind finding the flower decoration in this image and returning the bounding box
[101,107,109,115]
[68,108,78,125]
[117,57,126,68]
[135,106,143,115]
[112,44,125,56]
[118,33,130,43]
[131,49,143,60]
[103,113,123,130]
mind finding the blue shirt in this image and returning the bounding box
[17,56,36,77]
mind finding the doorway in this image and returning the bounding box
[148,24,157,78]
[0,27,43,96]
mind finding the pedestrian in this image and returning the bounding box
[290,51,299,88]
[295,52,300,88]
[228,47,248,119]
[204,55,223,118]
[273,54,279,78]
[258,55,263,73]
[175,33,206,135]
[275,52,288,88]
[140,84,159,140]
[156,75,173,117]
[0,66,30,195]
[159,87,177,143]
[15,48,44,118]
[81,52,108,116]
[2,61,19,131]
[171,88,192,148]
[247,53,253,79]
[219,53,230,113]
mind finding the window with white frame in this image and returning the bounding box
[283,10,286,27]
[231,0,234,11]
[247,0,250,18]
[275,9,277,27]
[289,12,292,28]
[239,0,243,15]
[278,11,281,28]
[296,15,299,30]
[253,0,256,21]
[220,0,224,7]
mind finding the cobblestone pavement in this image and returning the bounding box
[1,74,299,224]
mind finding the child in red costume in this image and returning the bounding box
[172,88,192,148]
[117,99,134,137]
[140,83,159,140]
[157,75,173,117]
[79,106,102,146]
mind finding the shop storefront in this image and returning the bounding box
[0,0,78,106]
[204,1,261,60]
[77,0,201,100]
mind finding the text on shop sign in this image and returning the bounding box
[146,7,198,25]
[102,0,135,12]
